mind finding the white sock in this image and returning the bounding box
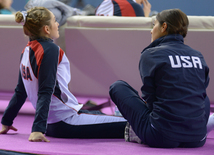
[207,113,214,133]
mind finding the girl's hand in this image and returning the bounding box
[0,124,18,134]
[28,132,50,142]
[142,0,151,17]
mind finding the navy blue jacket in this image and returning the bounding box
[139,34,210,142]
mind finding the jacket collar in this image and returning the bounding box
[142,34,184,53]
[29,37,53,42]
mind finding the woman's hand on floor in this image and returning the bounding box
[29,132,50,142]
[0,124,17,134]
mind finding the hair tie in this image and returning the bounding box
[21,11,27,26]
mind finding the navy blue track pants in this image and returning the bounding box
[109,80,209,148]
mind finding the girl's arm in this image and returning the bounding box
[1,71,27,130]
[31,44,59,134]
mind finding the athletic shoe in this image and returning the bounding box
[207,113,214,133]
[124,122,142,144]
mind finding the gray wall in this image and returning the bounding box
[149,0,213,16]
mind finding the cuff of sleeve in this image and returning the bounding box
[1,119,13,126]
[32,123,46,134]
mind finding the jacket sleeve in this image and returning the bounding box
[31,45,59,133]
[139,50,157,111]
[205,65,210,89]
[1,71,27,126]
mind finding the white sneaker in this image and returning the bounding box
[207,113,214,133]
[124,122,142,144]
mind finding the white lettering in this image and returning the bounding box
[180,56,192,68]
[169,55,181,68]
[192,56,202,69]
[168,55,202,69]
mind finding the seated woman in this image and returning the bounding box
[95,0,151,17]
[0,7,127,142]
[109,9,210,148]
